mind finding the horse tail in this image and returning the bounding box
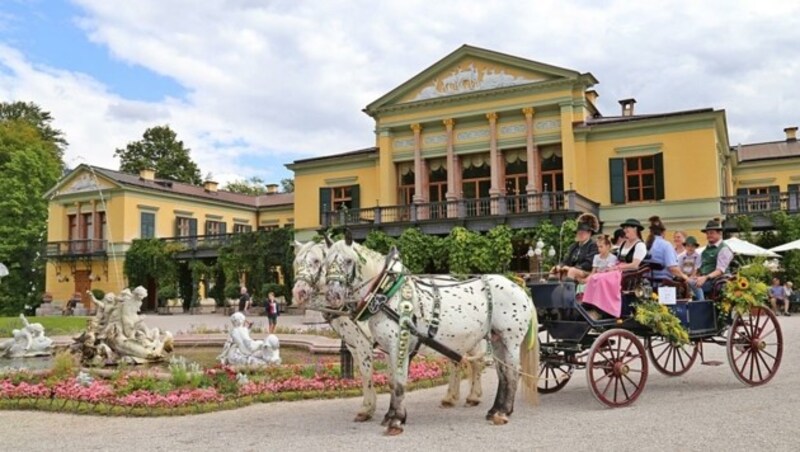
[519,307,540,405]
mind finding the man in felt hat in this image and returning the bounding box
[550,212,599,282]
[689,218,733,300]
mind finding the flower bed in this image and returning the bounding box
[0,358,451,416]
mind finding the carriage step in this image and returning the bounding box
[701,360,723,366]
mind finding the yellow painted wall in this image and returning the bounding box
[293,162,379,231]
[733,157,800,192]
[45,257,126,305]
[579,127,720,205]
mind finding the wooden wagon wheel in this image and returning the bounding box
[537,330,572,394]
[645,337,699,376]
[726,307,783,386]
[586,329,648,408]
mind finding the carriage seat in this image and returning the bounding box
[620,264,653,293]
[708,274,736,302]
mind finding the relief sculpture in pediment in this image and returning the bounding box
[414,63,541,101]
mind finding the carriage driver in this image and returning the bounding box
[689,218,733,301]
[549,213,599,283]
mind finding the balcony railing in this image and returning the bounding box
[322,190,598,228]
[720,192,800,216]
[161,233,236,251]
[45,239,108,258]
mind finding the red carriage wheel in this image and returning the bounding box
[537,330,572,394]
[586,329,648,408]
[645,337,698,376]
[726,307,783,386]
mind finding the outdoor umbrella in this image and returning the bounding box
[769,238,800,253]
[698,237,781,258]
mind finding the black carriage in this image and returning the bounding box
[528,264,784,407]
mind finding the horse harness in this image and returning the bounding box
[352,255,492,364]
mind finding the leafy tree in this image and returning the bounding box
[115,125,202,185]
[0,119,64,314]
[280,178,294,193]
[223,176,267,195]
[0,101,67,156]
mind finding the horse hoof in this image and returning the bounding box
[381,417,391,427]
[465,399,480,407]
[490,413,509,425]
[385,426,404,436]
[440,400,456,408]
[354,413,372,422]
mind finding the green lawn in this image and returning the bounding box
[0,316,89,336]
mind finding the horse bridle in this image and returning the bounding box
[294,247,325,289]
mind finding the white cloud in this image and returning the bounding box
[3,0,800,186]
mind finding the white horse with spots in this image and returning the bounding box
[291,240,484,424]
[324,239,539,435]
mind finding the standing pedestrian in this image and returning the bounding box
[266,291,279,333]
[238,286,251,315]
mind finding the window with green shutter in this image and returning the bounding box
[609,153,664,203]
[140,212,155,238]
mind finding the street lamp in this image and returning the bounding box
[528,240,545,274]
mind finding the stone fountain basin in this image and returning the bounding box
[1,334,341,372]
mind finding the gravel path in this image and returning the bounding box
[2,315,797,452]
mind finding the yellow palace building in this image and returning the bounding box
[289,45,799,241]
[44,45,799,308]
[43,166,292,310]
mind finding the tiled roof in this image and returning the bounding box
[735,139,800,162]
[89,166,293,209]
[577,108,714,127]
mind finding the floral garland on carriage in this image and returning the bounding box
[633,293,690,346]
[717,274,768,324]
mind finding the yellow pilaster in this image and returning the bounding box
[377,128,396,207]
[559,102,576,192]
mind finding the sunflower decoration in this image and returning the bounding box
[737,277,750,290]
[719,274,767,323]
[634,299,689,345]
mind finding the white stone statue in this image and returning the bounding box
[0,314,54,358]
[217,312,281,366]
[72,286,174,365]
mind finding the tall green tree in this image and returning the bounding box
[115,125,202,185]
[0,101,67,156]
[224,176,267,195]
[280,177,294,193]
[0,118,64,314]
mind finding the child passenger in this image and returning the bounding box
[582,235,623,319]
[589,235,619,276]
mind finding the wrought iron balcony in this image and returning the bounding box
[720,192,800,216]
[161,233,235,256]
[322,190,599,239]
[720,191,800,230]
[45,239,108,259]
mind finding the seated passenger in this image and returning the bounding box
[769,277,790,317]
[646,216,690,284]
[616,219,647,271]
[673,230,687,257]
[678,236,702,278]
[611,228,625,253]
[549,213,599,283]
[583,235,622,317]
[689,218,734,301]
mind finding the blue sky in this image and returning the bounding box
[1,0,800,187]
[1,0,184,102]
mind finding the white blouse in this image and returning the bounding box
[619,240,647,263]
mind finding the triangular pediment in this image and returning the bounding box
[366,45,590,114]
[45,165,121,199]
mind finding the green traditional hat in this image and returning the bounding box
[701,218,724,233]
[684,236,699,247]
[620,218,644,231]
